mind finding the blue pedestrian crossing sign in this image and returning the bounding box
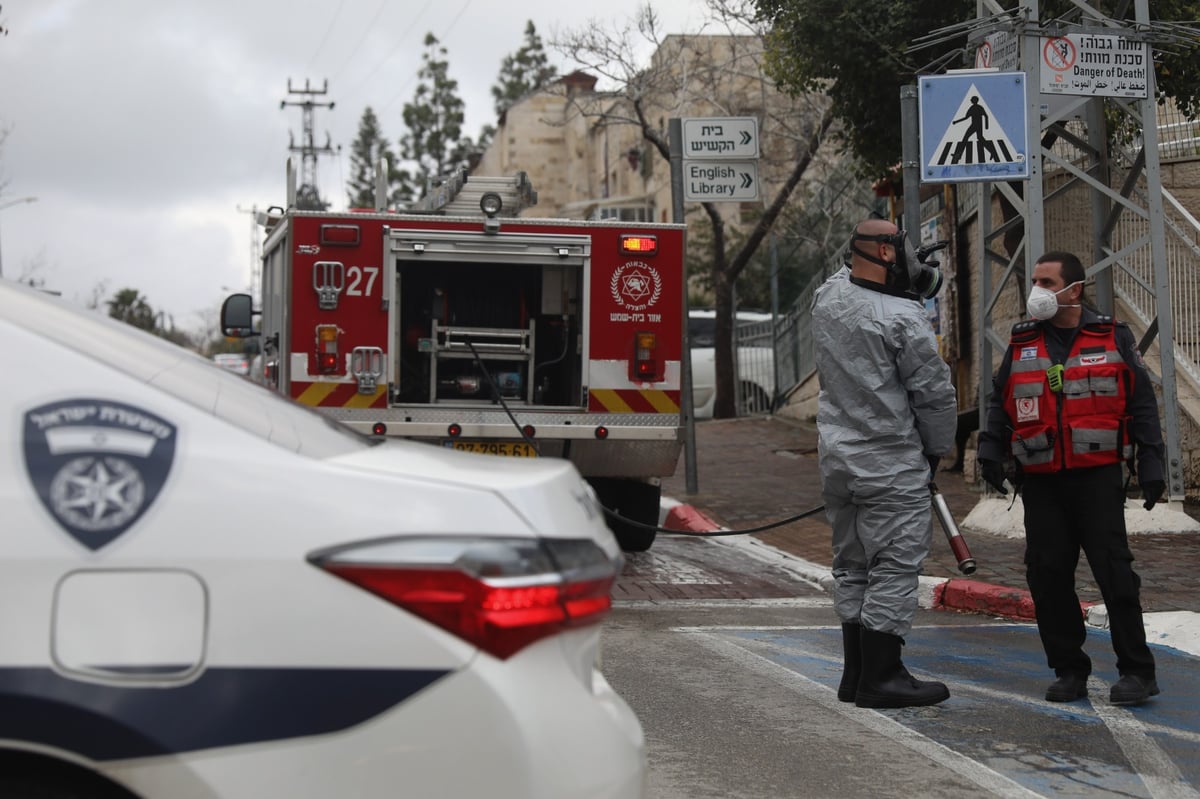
[919,71,1029,183]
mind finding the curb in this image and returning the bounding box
[660,499,1086,624]
[660,498,724,534]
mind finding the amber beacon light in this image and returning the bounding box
[619,235,658,256]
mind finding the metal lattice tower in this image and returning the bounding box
[281,78,338,210]
[961,0,1195,500]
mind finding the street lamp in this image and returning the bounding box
[0,195,39,279]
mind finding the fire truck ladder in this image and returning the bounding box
[410,168,538,217]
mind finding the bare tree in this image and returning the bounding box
[0,125,11,198]
[552,0,839,417]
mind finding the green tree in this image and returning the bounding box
[106,288,197,347]
[754,0,1200,180]
[107,288,158,332]
[399,33,469,203]
[492,20,559,118]
[347,106,401,208]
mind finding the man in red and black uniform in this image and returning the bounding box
[978,251,1165,707]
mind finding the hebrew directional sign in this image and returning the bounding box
[680,116,760,201]
[681,117,760,159]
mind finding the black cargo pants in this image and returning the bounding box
[1021,463,1156,679]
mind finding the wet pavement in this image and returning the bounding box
[658,416,1200,617]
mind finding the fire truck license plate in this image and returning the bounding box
[446,441,538,457]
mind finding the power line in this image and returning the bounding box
[304,0,350,73]
[338,0,436,104]
[379,0,475,115]
[326,0,392,84]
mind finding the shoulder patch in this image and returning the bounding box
[1011,320,1040,343]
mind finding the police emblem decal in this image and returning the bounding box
[23,399,177,551]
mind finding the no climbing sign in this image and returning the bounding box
[919,71,1030,184]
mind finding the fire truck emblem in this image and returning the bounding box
[23,399,177,551]
[610,262,662,312]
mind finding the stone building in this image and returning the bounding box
[473,34,840,277]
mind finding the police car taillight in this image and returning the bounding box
[311,537,616,660]
[632,331,661,381]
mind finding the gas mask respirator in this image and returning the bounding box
[850,229,946,299]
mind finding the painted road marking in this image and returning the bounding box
[1089,678,1200,799]
[687,629,1044,798]
[677,623,1200,797]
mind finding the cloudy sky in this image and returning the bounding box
[0,0,708,336]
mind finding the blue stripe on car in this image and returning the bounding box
[0,666,450,760]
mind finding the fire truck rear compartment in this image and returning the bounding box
[395,260,582,407]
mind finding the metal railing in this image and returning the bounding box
[1039,107,1200,388]
[735,263,831,416]
[1156,101,1200,162]
[731,316,778,415]
[1109,176,1200,386]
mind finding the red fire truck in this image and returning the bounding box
[222,163,686,551]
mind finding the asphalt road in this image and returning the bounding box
[606,535,1200,799]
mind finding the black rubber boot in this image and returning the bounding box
[855,628,950,709]
[837,622,862,702]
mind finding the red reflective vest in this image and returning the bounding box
[1002,318,1134,472]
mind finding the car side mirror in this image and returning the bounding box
[220,293,259,338]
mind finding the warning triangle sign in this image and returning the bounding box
[930,84,1020,168]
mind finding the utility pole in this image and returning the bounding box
[235,204,262,303]
[281,78,339,211]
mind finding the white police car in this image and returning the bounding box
[0,278,645,798]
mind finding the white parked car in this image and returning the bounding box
[689,309,776,419]
[0,279,645,799]
[211,351,250,376]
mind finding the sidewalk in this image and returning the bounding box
[659,415,1200,656]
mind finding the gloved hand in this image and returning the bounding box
[980,459,1008,495]
[1142,479,1165,511]
[926,455,940,479]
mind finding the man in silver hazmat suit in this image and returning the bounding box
[813,217,957,708]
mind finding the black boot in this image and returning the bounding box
[855,628,950,709]
[838,622,862,702]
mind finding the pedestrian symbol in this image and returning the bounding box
[919,71,1029,183]
[934,90,1016,166]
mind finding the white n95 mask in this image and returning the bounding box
[1026,282,1081,320]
